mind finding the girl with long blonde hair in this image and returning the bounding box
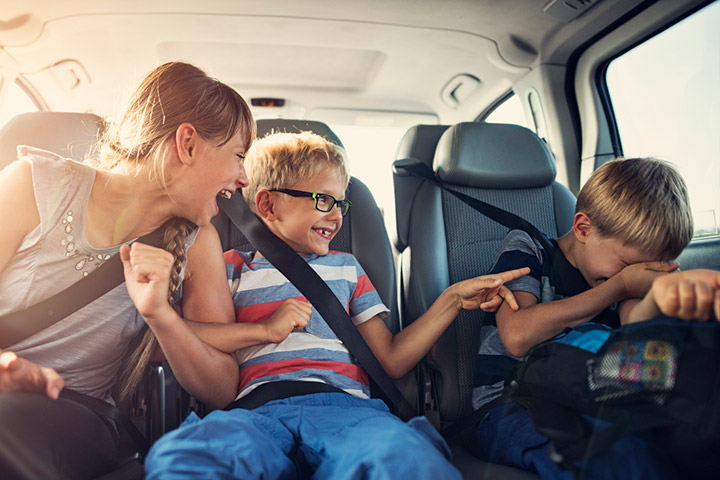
[0,61,254,478]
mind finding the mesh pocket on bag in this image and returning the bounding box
[587,337,678,405]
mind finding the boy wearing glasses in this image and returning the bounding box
[144,131,529,479]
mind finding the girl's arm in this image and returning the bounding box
[186,298,311,353]
[123,225,312,407]
[121,224,240,408]
[181,229,310,352]
[0,160,40,274]
[624,269,720,324]
[0,160,64,399]
[357,268,529,379]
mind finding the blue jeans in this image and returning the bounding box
[145,392,461,479]
[474,402,677,480]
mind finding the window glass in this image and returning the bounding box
[329,124,408,232]
[485,94,532,130]
[0,81,39,129]
[606,1,720,237]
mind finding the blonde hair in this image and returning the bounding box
[243,131,349,211]
[576,157,693,260]
[105,62,255,400]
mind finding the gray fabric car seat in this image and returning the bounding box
[393,122,576,479]
[394,121,575,420]
[392,124,449,328]
[0,111,104,169]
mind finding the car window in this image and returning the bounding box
[484,94,532,130]
[0,81,39,129]
[329,124,409,230]
[606,1,720,238]
[333,94,531,231]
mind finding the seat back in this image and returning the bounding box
[393,122,576,422]
[0,111,104,169]
[213,118,399,332]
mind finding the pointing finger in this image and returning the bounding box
[499,286,520,310]
[480,295,503,312]
[494,267,531,284]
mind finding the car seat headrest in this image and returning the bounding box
[434,122,556,189]
[0,112,105,169]
[255,119,344,149]
[394,124,449,167]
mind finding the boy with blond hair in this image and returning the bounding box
[472,157,695,479]
[144,131,529,479]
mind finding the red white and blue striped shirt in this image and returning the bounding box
[224,250,389,401]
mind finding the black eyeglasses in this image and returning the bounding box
[270,188,352,216]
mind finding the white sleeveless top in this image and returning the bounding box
[0,146,196,403]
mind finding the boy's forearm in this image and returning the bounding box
[186,321,270,353]
[384,288,462,377]
[499,278,626,356]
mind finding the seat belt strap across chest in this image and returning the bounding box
[218,195,416,422]
[0,228,166,349]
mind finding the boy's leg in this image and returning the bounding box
[144,408,299,480]
[474,401,676,480]
[269,393,462,480]
[0,393,121,480]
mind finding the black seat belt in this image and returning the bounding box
[0,228,165,349]
[217,195,417,422]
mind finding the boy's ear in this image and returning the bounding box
[255,190,277,221]
[174,123,198,166]
[573,212,593,243]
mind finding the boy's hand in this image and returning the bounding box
[0,350,64,399]
[616,261,679,299]
[649,269,720,321]
[454,267,530,312]
[262,298,312,343]
[120,243,175,322]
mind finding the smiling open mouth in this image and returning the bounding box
[314,227,335,237]
[218,189,233,199]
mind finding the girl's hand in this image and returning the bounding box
[454,267,530,312]
[262,298,312,343]
[120,242,175,322]
[0,350,64,399]
[650,269,720,321]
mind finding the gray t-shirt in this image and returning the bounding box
[0,146,196,403]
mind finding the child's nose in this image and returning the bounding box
[235,166,249,188]
[327,203,343,220]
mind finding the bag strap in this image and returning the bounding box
[0,227,166,349]
[217,195,417,422]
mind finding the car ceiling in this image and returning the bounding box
[0,0,650,125]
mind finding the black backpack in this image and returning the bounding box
[508,316,720,479]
